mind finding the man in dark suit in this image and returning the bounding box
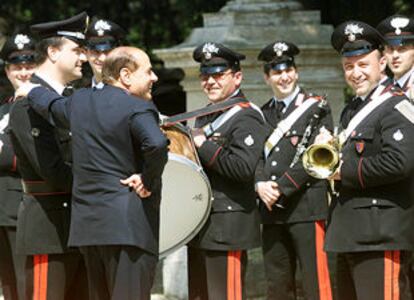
[84,17,125,88]
[0,32,37,300]
[8,13,89,300]
[20,46,169,300]
[321,21,414,300]
[255,40,334,300]
[187,42,268,300]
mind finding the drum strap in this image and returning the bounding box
[161,97,248,126]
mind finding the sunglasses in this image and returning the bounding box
[199,70,234,81]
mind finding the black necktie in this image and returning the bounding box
[273,101,285,120]
[62,86,74,96]
[342,97,363,128]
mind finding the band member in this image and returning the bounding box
[8,13,89,300]
[0,32,37,300]
[377,15,414,99]
[187,42,268,300]
[85,18,125,88]
[255,41,334,300]
[323,21,414,300]
[19,46,168,300]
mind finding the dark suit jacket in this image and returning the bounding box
[325,85,414,252]
[9,75,73,255]
[189,92,268,251]
[28,84,168,255]
[0,97,22,227]
[255,90,334,224]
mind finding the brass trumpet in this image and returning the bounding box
[302,137,341,179]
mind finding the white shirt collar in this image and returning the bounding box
[35,72,66,95]
[271,86,300,110]
[396,67,414,88]
[91,77,105,89]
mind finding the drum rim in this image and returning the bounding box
[159,153,213,258]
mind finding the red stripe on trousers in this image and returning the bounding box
[227,250,242,300]
[384,250,400,300]
[33,254,48,300]
[315,221,333,300]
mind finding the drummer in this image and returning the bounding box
[188,42,269,300]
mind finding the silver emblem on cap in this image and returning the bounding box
[94,20,112,36]
[390,17,410,35]
[202,43,219,60]
[344,23,364,42]
[14,34,30,50]
[273,42,288,57]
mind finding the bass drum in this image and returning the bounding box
[160,124,212,257]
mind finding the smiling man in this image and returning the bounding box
[324,20,414,300]
[255,41,333,300]
[8,12,89,300]
[377,15,414,99]
[187,42,268,300]
[85,18,125,88]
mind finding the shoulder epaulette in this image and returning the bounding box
[395,100,414,124]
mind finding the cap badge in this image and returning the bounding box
[344,24,364,42]
[390,17,409,35]
[14,34,30,50]
[202,43,219,60]
[94,20,111,36]
[273,42,288,57]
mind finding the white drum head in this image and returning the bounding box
[159,153,212,257]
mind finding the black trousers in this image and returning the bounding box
[25,251,88,300]
[188,247,248,300]
[80,245,158,300]
[262,221,333,300]
[336,251,412,300]
[0,226,26,300]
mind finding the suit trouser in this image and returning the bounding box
[262,221,333,300]
[336,250,412,300]
[0,226,26,300]
[25,251,88,300]
[80,245,158,300]
[188,247,248,300]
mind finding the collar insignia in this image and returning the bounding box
[344,24,364,42]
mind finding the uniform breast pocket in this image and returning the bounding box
[350,127,376,155]
[285,129,304,147]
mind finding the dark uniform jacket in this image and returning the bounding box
[256,90,333,224]
[28,84,168,255]
[189,92,268,251]
[0,97,22,227]
[325,84,414,252]
[8,75,73,255]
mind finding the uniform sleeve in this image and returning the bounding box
[130,109,168,192]
[197,109,268,182]
[341,102,414,189]
[28,86,71,129]
[277,102,334,197]
[0,133,17,172]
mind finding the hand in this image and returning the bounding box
[314,127,333,145]
[14,82,40,99]
[256,181,281,211]
[191,128,207,148]
[120,174,152,198]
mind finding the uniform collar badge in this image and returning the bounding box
[390,17,409,35]
[14,34,30,50]
[355,141,365,154]
[273,42,288,57]
[344,23,364,42]
[95,20,111,36]
[393,129,404,141]
[244,134,254,146]
[202,42,219,60]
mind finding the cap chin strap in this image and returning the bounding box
[57,31,85,40]
[342,45,375,57]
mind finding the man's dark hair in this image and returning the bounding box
[35,36,65,64]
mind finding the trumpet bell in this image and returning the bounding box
[302,143,340,179]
